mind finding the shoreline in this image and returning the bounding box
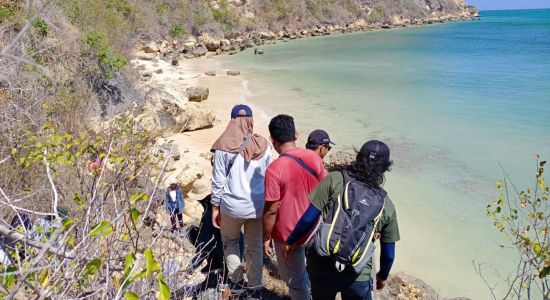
[129,20,480,298]
[135,11,480,63]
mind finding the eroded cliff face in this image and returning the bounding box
[359,0,470,18]
[205,0,477,32]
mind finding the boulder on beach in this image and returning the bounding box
[205,70,216,76]
[193,46,207,57]
[182,103,216,131]
[141,42,158,54]
[137,88,214,134]
[254,48,264,55]
[137,51,156,61]
[205,40,221,52]
[186,87,209,102]
[176,163,204,193]
[227,70,241,76]
[220,39,232,52]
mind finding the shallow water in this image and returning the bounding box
[220,9,550,299]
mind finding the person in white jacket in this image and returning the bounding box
[210,104,272,298]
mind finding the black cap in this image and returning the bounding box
[306,129,335,149]
[359,140,390,163]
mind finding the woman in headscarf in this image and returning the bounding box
[210,104,272,298]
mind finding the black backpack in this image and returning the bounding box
[311,170,386,273]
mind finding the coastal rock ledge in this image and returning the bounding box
[135,0,479,62]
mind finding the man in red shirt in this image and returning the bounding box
[263,115,327,300]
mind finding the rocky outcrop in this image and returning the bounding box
[325,150,356,171]
[466,5,479,17]
[378,272,472,300]
[140,2,477,64]
[136,89,215,134]
[176,163,204,193]
[186,87,209,102]
[182,103,215,131]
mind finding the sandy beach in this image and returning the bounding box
[132,54,274,221]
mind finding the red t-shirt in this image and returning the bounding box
[264,148,327,243]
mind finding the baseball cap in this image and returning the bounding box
[306,129,335,149]
[230,104,253,119]
[359,140,390,163]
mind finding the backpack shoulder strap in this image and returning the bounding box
[280,153,318,179]
[340,169,352,183]
[226,133,254,176]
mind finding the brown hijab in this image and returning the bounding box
[211,117,269,162]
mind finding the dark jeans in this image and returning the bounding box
[308,253,373,300]
[170,211,184,229]
[311,278,372,300]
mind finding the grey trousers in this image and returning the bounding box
[220,214,263,289]
[274,240,310,300]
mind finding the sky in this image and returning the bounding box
[469,0,550,10]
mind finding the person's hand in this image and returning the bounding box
[376,273,386,291]
[283,243,296,260]
[212,205,221,229]
[263,238,274,257]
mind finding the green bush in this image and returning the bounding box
[83,31,128,79]
[368,6,386,22]
[211,0,237,31]
[0,4,16,23]
[168,25,186,37]
[32,18,49,37]
[484,156,549,298]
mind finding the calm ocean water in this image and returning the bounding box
[220,9,550,298]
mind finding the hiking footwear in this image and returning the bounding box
[228,280,247,296]
[246,288,262,300]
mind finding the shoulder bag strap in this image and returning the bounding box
[280,153,319,179]
[226,132,254,176]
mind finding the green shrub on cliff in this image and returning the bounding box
[483,156,549,299]
[211,0,238,31]
[83,31,128,79]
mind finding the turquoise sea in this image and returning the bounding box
[220,9,550,299]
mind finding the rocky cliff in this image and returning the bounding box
[202,0,478,34]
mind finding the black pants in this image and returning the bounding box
[311,278,372,300]
[308,253,373,300]
[170,211,184,229]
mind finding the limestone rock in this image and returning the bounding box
[141,42,158,53]
[186,87,209,102]
[193,46,207,57]
[183,41,196,51]
[377,272,472,300]
[325,151,355,171]
[137,51,156,61]
[254,48,264,55]
[227,70,240,76]
[158,40,171,54]
[176,163,204,192]
[182,103,215,131]
[139,89,189,134]
[220,39,232,51]
[205,40,221,52]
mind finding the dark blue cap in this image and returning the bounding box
[359,140,390,163]
[231,104,253,119]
